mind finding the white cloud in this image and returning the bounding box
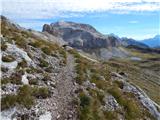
[1,0,160,20]
[129,20,139,23]
[131,34,157,40]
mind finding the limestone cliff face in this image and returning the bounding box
[42,21,120,49]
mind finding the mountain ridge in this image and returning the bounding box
[141,35,160,48]
[1,16,160,120]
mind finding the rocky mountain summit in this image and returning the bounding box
[43,21,159,60]
[43,21,120,49]
[1,16,160,120]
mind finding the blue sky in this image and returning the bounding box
[1,0,160,40]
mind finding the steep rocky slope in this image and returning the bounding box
[1,16,160,120]
[1,16,77,120]
[43,21,120,49]
[42,21,130,60]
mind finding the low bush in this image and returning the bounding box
[1,43,7,51]
[39,59,49,68]
[41,47,52,55]
[32,87,50,99]
[78,92,92,120]
[91,79,107,90]
[2,55,15,62]
[104,111,118,120]
[2,85,50,110]
[108,87,142,119]
[17,85,35,109]
[17,59,28,68]
[12,34,27,48]
[2,73,22,85]
[26,67,43,74]
[79,92,91,108]
[1,95,17,110]
[29,79,38,85]
[114,80,124,89]
[29,41,43,48]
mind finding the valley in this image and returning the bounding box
[1,16,160,120]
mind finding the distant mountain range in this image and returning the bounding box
[120,37,149,49]
[141,35,160,48]
[42,21,160,59]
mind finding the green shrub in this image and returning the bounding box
[114,80,124,89]
[1,95,17,110]
[76,75,84,85]
[29,79,38,85]
[39,59,49,68]
[17,59,28,68]
[45,67,53,73]
[42,74,52,82]
[13,35,27,48]
[79,92,91,108]
[32,87,50,99]
[1,43,7,51]
[124,100,141,119]
[29,41,43,48]
[2,85,50,110]
[17,85,35,109]
[59,49,67,65]
[26,67,43,74]
[1,78,10,84]
[104,111,118,120]
[78,92,92,120]
[41,47,52,55]
[2,55,15,62]
[91,79,107,90]
[68,49,81,58]
[59,49,67,58]
[108,87,142,119]
[2,73,22,85]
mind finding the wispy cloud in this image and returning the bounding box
[2,0,160,20]
[129,20,139,24]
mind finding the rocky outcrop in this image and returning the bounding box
[111,72,160,120]
[103,95,120,111]
[43,21,120,49]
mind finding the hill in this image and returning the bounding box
[1,16,160,120]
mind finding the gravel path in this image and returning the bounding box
[55,53,77,120]
[41,53,78,120]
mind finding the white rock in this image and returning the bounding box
[123,83,160,120]
[104,95,119,111]
[21,73,29,85]
[0,107,16,120]
[39,111,52,120]
[1,61,18,70]
[6,43,32,63]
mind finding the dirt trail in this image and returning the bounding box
[54,53,77,120]
[37,53,78,120]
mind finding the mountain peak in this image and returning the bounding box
[43,21,120,50]
[141,34,160,48]
[154,34,160,39]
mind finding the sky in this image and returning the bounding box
[1,0,160,40]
